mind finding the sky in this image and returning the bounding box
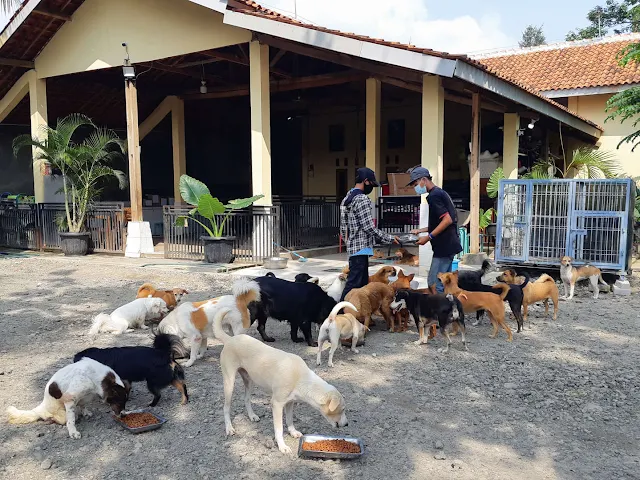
[0,0,595,54]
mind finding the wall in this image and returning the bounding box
[569,93,640,177]
[34,0,251,78]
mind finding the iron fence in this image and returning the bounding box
[495,179,634,272]
[273,196,340,250]
[163,205,280,263]
[0,202,125,254]
[377,196,421,233]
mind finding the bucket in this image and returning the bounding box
[451,259,460,272]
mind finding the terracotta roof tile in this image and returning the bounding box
[472,35,640,92]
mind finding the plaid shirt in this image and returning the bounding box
[340,191,395,255]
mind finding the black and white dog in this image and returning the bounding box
[73,333,189,407]
[250,275,337,346]
[391,290,466,352]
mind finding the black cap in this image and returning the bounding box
[355,167,379,186]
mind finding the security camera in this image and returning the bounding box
[122,42,127,47]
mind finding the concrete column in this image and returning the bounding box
[249,41,272,206]
[28,74,47,203]
[469,93,481,254]
[421,75,444,187]
[503,113,520,180]
[171,97,187,203]
[365,77,382,205]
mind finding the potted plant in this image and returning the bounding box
[13,114,127,256]
[176,175,263,263]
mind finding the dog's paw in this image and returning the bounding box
[437,347,449,354]
[69,431,81,439]
[248,413,260,422]
[279,444,292,454]
[414,339,426,345]
[352,348,359,354]
[81,409,93,418]
[328,361,334,367]
[289,428,303,438]
[225,425,236,436]
[141,325,149,330]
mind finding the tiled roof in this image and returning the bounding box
[471,34,640,92]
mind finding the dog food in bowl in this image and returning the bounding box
[120,412,160,428]
[298,434,364,459]
[302,439,361,454]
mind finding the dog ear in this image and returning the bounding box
[408,273,415,281]
[326,392,342,413]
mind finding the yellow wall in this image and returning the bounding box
[34,0,251,78]
[569,93,640,176]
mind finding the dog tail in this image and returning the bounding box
[492,283,510,300]
[536,274,555,284]
[137,283,155,297]
[480,259,492,275]
[233,278,261,304]
[518,272,530,289]
[89,313,111,336]
[212,307,232,344]
[6,402,48,424]
[327,301,357,323]
[153,333,189,360]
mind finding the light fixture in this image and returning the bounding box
[528,119,537,129]
[200,63,208,94]
[121,42,135,80]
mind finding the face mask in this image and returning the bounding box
[363,183,374,195]
[414,184,427,195]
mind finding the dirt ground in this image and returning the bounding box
[1,253,639,480]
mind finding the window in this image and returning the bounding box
[387,119,405,149]
[329,124,345,152]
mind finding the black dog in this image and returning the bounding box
[73,334,189,407]
[457,259,493,284]
[249,275,336,346]
[391,289,466,352]
[294,273,319,284]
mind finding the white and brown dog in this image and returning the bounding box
[136,283,189,310]
[157,279,260,367]
[317,301,366,367]
[213,308,348,454]
[89,297,168,335]
[560,256,608,300]
[6,358,128,439]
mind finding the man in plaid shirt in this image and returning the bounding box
[340,168,398,300]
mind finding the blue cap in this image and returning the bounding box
[406,167,431,186]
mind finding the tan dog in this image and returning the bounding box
[137,283,188,311]
[560,256,608,300]
[317,301,368,367]
[498,270,559,322]
[369,265,396,284]
[344,282,395,331]
[438,272,512,342]
[394,248,419,266]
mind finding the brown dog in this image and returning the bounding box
[344,282,395,332]
[498,270,559,322]
[387,271,436,338]
[137,284,189,311]
[559,256,608,300]
[394,248,419,266]
[369,266,396,284]
[438,272,512,342]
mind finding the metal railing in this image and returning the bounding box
[163,205,280,263]
[0,202,126,254]
[377,196,421,233]
[273,197,340,250]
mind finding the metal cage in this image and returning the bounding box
[495,178,634,273]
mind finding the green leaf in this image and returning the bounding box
[486,168,504,198]
[197,193,226,220]
[179,175,210,206]
[225,195,264,210]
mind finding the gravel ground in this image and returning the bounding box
[1,253,639,480]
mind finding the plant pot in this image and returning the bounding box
[59,232,90,256]
[486,223,497,237]
[201,236,236,264]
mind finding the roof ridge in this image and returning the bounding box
[470,32,640,59]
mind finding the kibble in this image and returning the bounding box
[119,412,160,428]
[302,439,361,454]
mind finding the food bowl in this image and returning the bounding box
[263,256,288,269]
[298,434,364,459]
[113,409,166,434]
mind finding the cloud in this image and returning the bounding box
[260,0,514,54]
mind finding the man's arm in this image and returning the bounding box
[416,195,452,245]
[355,197,397,244]
[339,206,348,240]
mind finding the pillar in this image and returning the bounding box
[365,77,382,204]
[503,113,520,180]
[469,93,481,254]
[249,40,272,206]
[171,97,187,203]
[28,74,47,203]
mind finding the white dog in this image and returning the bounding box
[6,358,128,439]
[325,273,348,302]
[317,301,366,367]
[157,279,260,367]
[213,308,349,454]
[89,297,168,335]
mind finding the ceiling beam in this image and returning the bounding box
[270,49,286,67]
[255,34,425,84]
[201,49,291,78]
[139,62,219,82]
[33,8,72,22]
[174,58,222,69]
[182,71,367,100]
[0,57,34,68]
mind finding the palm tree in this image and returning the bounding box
[13,114,127,233]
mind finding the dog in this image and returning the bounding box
[294,272,347,303]
[369,265,396,284]
[394,248,419,266]
[89,297,168,335]
[560,256,608,300]
[390,290,466,352]
[157,278,260,367]
[73,333,189,406]
[294,273,320,284]
[373,249,386,259]
[438,272,512,342]
[250,275,337,346]
[136,283,188,311]
[498,270,559,322]
[457,259,493,284]
[389,270,416,333]
[344,282,395,332]
[316,301,367,367]
[213,308,348,454]
[6,358,128,439]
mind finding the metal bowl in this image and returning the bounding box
[298,434,364,459]
[113,409,166,434]
[263,256,288,269]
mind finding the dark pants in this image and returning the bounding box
[340,255,369,301]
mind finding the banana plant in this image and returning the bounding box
[176,175,263,237]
